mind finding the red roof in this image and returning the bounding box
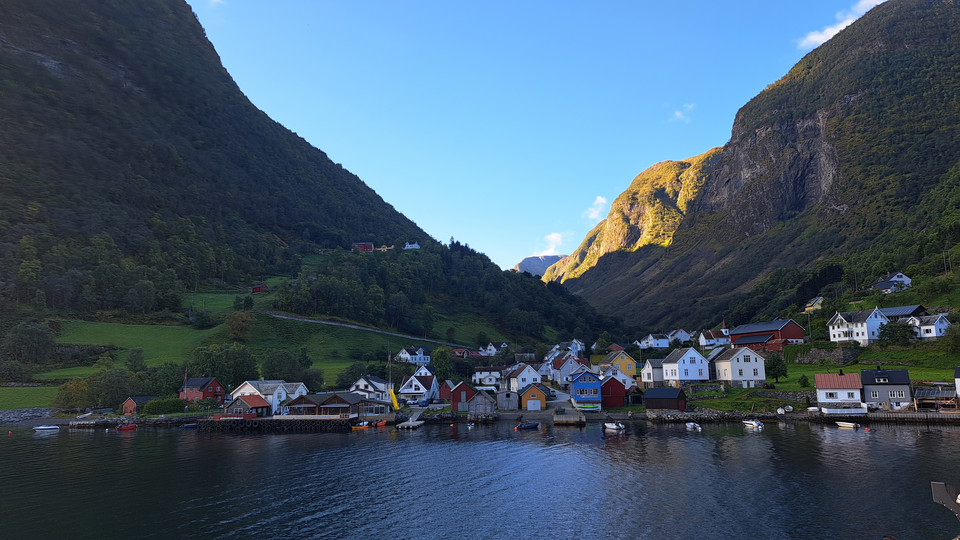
[814,373,862,389]
[236,394,271,408]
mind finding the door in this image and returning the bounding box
[527,400,541,411]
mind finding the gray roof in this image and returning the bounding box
[644,388,685,399]
[644,358,665,369]
[914,387,956,399]
[829,310,877,324]
[878,305,926,319]
[733,334,773,345]
[860,369,911,386]
[730,319,795,335]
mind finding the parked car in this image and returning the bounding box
[419,399,431,407]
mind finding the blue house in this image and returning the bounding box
[569,371,602,411]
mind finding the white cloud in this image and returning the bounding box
[798,0,886,50]
[671,103,695,123]
[582,195,608,223]
[533,232,565,256]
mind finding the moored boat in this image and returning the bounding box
[685,422,702,431]
[352,421,370,430]
[835,421,859,429]
[33,425,60,432]
[603,421,626,431]
[116,424,137,432]
[742,420,763,429]
[514,421,540,431]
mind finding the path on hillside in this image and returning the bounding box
[259,311,466,349]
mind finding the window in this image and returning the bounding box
[891,390,905,399]
[871,391,879,398]
[744,355,751,363]
[876,377,889,383]
[684,369,689,376]
[738,369,743,377]
[753,369,758,376]
[825,392,838,399]
[847,392,855,399]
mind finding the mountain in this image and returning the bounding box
[546,0,960,330]
[0,0,425,309]
[0,0,611,346]
[513,255,565,276]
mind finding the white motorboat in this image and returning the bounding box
[742,420,763,429]
[835,421,859,429]
[603,421,626,431]
[33,425,60,432]
[685,422,702,431]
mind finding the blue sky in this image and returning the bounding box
[186,0,885,269]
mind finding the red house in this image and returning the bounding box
[729,318,805,351]
[122,396,157,416]
[180,377,226,405]
[450,382,477,412]
[251,283,268,294]
[601,377,628,408]
[438,380,456,402]
[351,242,374,253]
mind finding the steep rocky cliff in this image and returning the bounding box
[548,0,960,330]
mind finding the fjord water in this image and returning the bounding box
[3,422,959,539]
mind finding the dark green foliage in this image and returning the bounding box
[0,360,30,382]
[185,343,258,388]
[798,374,810,388]
[2,321,56,364]
[766,354,788,383]
[335,362,366,390]
[86,368,143,409]
[142,397,187,415]
[125,348,147,373]
[876,321,917,347]
[261,349,303,382]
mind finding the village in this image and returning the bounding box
[114,271,956,430]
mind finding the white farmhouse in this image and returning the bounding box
[661,348,708,386]
[827,307,889,346]
[712,348,766,388]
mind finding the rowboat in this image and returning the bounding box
[116,424,137,432]
[742,420,763,429]
[603,421,626,431]
[33,425,60,432]
[835,421,859,429]
[685,422,702,431]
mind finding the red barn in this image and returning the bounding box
[180,377,226,405]
[351,242,374,253]
[438,380,456,402]
[729,318,805,351]
[450,382,477,412]
[251,283,268,294]
[601,377,628,408]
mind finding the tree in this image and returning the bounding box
[798,374,810,388]
[261,349,302,381]
[335,362,365,390]
[766,353,788,383]
[86,368,143,409]
[2,321,55,364]
[126,348,147,373]
[944,324,960,354]
[55,377,90,409]
[431,346,453,383]
[877,321,916,347]
[226,311,254,342]
[186,343,258,388]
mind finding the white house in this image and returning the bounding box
[601,365,637,391]
[872,271,912,293]
[396,346,431,365]
[698,328,731,349]
[403,241,420,250]
[546,339,585,361]
[905,313,951,340]
[661,348,708,386]
[472,366,503,389]
[668,329,693,344]
[536,361,554,382]
[230,380,309,415]
[398,372,439,403]
[640,358,665,387]
[555,357,594,387]
[814,372,864,408]
[955,367,960,399]
[635,334,670,350]
[505,363,540,392]
[827,307,889,346]
[349,375,393,402]
[712,348,767,388]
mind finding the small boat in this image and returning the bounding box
[33,425,60,432]
[514,421,540,431]
[352,421,370,430]
[116,424,137,432]
[181,423,197,429]
[777,407,785,415]
[685,422,702,431]
[371,420,387,428]
[835,421,859,429]
[603,421,626,431]
[784,405,794,412]
[743,420,763,429]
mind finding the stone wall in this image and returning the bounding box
[795,346,861,365]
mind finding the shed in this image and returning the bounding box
[122,395,157,416]
[601,377,628,408]
[468,391,496,415]
[643,387,687,411]
[497,390,518,411]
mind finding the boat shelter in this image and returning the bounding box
[643,388,686,411]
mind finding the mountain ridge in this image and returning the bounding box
[547,0,960,330]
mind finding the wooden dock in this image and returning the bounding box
[397,409,425,429]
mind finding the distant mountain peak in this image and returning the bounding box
[513,255,565,276]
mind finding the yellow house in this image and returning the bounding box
[519,384,549,411]
[602,350,638,378]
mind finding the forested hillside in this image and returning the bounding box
[547,0,960,330]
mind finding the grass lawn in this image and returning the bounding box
[54,319,219,366]
[0,386,58,410]
[34,365,99,381]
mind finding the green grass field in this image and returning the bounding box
[55,319,219,366]
[0,386,58,409]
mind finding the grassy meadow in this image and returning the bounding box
[0,386,59,409]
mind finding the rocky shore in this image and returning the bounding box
[0,407,57,427]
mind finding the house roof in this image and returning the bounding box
[829,309,880,324]
[911,314,950,326]
[518,383,547,397]
[860,369,910,386]
[468,390,495,403]
[181,377,218,391]
[643,387,684,399]
[125,395,157,405]
[571,371,598,383]
[643,358,664,369]
[914,387,956,399]
[508,363,533,378]
[730,319,795,335]
[814,373,862,389]
[662,347,703,365]
[235,394,271,408]
[878,305,926,319]
[732,334,774,345]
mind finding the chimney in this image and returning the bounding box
[877,365,881,370]
[839,369,844,376]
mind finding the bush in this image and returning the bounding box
[0,360,30,382]
[798,374,810,388]
[142,397,188,415]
